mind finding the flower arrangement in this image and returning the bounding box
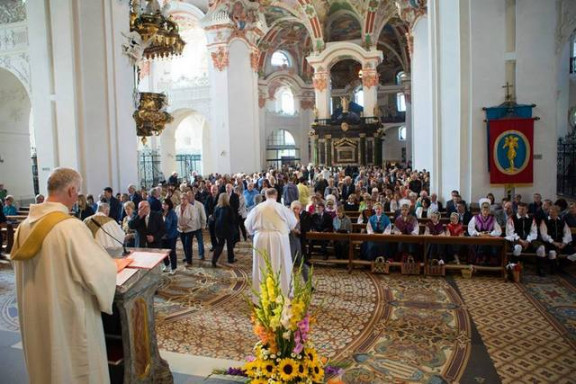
[243,253,325,384]
[211,252,345,383]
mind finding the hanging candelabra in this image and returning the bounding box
[124,0,185,144]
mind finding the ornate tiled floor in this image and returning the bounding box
[2,248,576,383]
[455,275,576,384]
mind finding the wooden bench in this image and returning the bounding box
[1,223,15,256]
[305,232,507,278]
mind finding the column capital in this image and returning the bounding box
[396,0,428,27]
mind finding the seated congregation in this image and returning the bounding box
[2,164,575,278]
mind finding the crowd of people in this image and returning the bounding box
[3,164,576,279]
[3,164,576,383]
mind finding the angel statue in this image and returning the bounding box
[503,135,519,172]
[121,31,151,66]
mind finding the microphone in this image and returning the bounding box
[91,218,130,256]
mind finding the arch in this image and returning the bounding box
[264,70,310,91]
[306,41,383,71]
[266,129,300,168]
[0,53,31,99]
[0,67,34,200]
[159,108,212,178]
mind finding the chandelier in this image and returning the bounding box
[125,0,185,143]
[130,0,185,60]
[133,93,173,145]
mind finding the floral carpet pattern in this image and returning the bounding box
[2,249,576,383]
[341,276,471,384]
[455,274,576,384]
[155,247,473,383]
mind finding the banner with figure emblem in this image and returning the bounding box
[488,118,534,184]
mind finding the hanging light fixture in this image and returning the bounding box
[127,0,185,144]
[130,0,185,60]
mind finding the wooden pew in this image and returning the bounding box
[304,231,507,278]
[1,223,15,256]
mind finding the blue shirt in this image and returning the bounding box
[3,205,17,216]
[163,209,179,239]
[243,189,260,210]
[369,214,391,234]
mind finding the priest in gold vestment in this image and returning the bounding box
[11,168,117,384]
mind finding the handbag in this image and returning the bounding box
[371,256,389,274]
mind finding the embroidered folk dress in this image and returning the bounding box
[245,198,297,297]
[12,202,117,384]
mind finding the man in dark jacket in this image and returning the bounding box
[103,187,121,223]
[129,201,165,248]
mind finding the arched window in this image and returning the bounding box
[571,33,576,74]
[266,129,300,168]
[396,71,406,85]
[276,87,295,115]
[354,87,364,107]
[397,93,406,112]
[398,126,407,141]
[271,51,291,67]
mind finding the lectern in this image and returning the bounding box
[103,249,172,383]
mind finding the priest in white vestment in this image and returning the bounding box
[245,188,297,297]
[11,168,117,384]
[84,202,127,256]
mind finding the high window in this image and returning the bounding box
[397,93,406,112]
[398,126,407,141]
[276,87,295,115]
[271,51,291,68]
[354,87,364,107]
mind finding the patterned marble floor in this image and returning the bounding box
[1,246,576,383]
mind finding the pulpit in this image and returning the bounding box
[103,249,172,384]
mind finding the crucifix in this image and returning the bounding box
[502,82,514,102]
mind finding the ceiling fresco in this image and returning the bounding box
[199,0,422,86]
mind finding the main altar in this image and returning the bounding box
[309,109,384,167]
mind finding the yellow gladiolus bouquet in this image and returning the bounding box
[243,251,324,384]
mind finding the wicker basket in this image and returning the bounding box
[512,269,521,283]
[371,256,390,274]
[461,268,473,279]
[425,259,445,276]
[401,255,420,275]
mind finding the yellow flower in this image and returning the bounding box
[304,347,318,364]
[261,360,276,377]
[296,360,307,378]
[243,360,258,377]
[308,360,324,383]
[250,379,268,384]
[277,358,299,382]
[266,276,277,302]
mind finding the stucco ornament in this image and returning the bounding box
[211,47,229,71]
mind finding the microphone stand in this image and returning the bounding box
[91,218,131,256]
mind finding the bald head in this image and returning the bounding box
[138,200,151,217]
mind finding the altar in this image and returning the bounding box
[309,115,384,167]
[103,249,172,384]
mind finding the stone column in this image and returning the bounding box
[374,134,382,166]
[27,0,137,193]
[325,134,332,166]
[311,134,319,165]
[202,3,264,174]
[359,133,366,165]
[312,67,331,119]
[362,60,380,117]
